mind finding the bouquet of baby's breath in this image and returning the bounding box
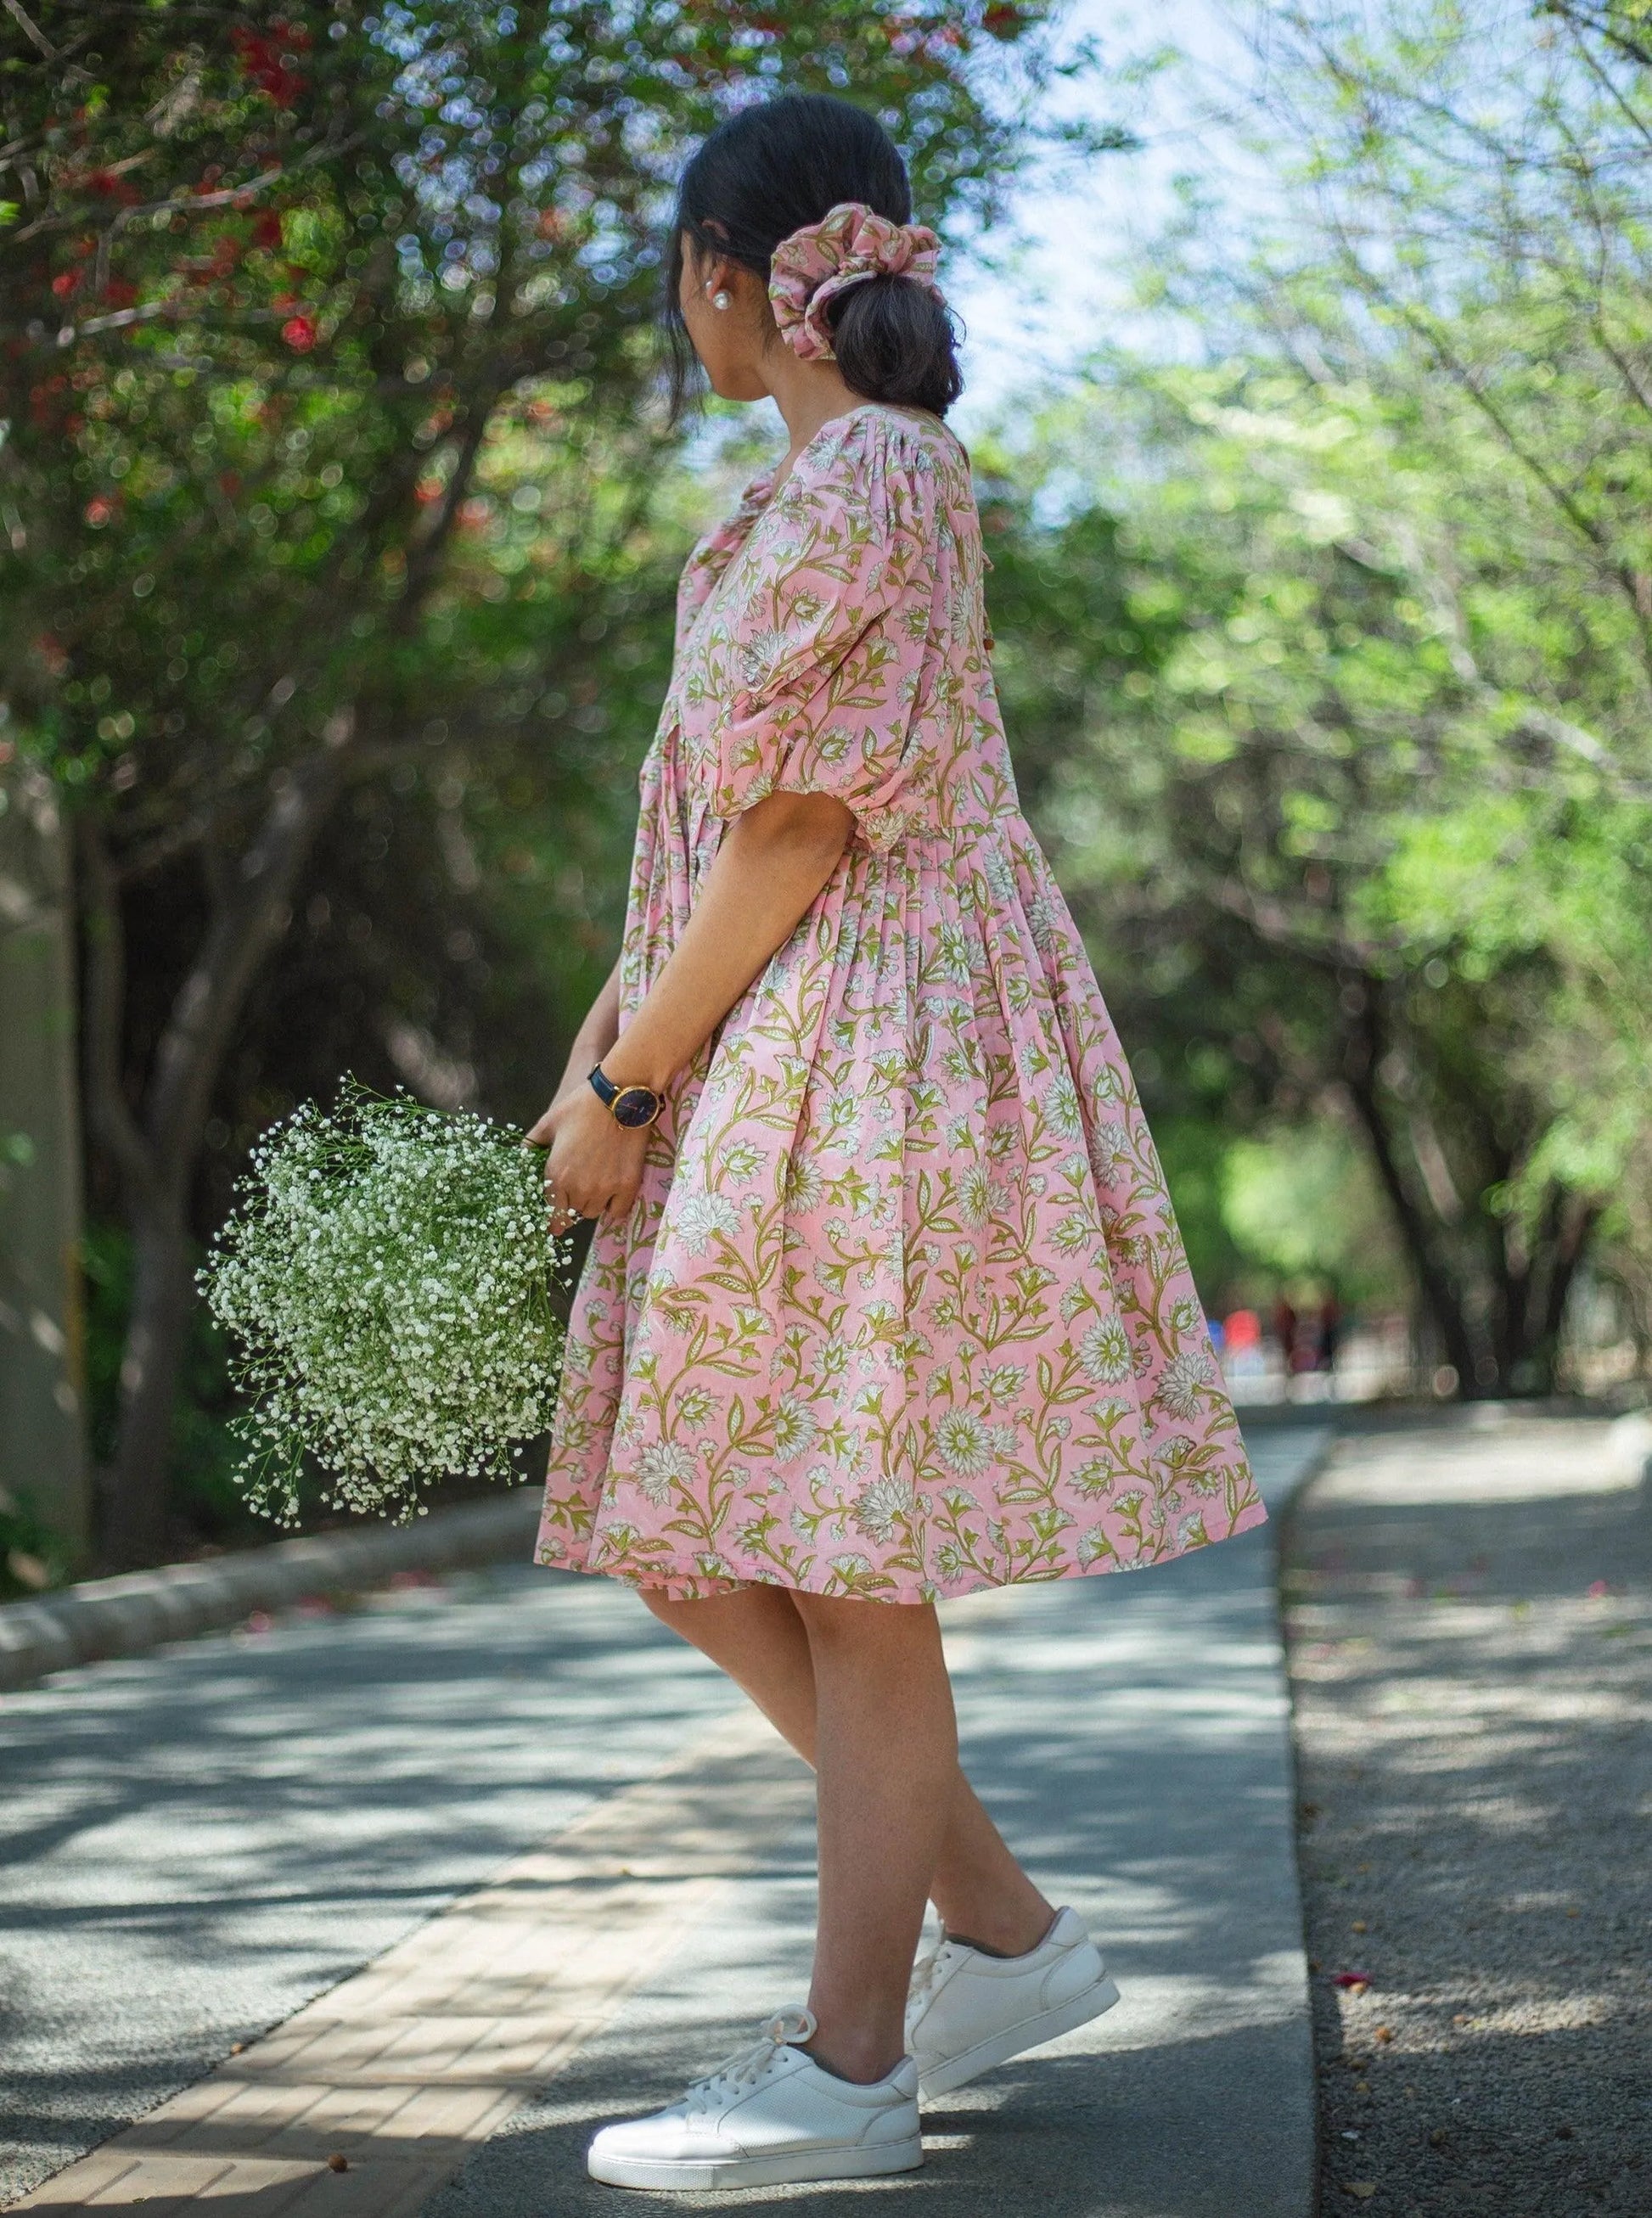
[202,1082,571,1526]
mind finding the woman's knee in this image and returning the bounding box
[638,1581,807,1648]
[637,1585,686,1629]
[791,1588,942,1656]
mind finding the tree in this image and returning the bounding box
[1221,0,1652,1367]
[982,362,1645,1393]
[0,1,1070,1563]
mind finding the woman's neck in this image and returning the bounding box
[765,354,864,485]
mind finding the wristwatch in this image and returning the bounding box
[588,1063,664,1129]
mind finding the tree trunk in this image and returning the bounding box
[0,761,93,1562]
[1338,977,1604,1397]
[100,1195,192,1567]
[83,753,347,1565]
[1337,980,1484,1390]
[1486,1187,1599,1395]
[81,401,492,1565]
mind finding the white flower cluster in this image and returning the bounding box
[201,1083,571,1526]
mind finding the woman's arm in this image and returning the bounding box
[546,957,623,1110]
[527,789,854,1227]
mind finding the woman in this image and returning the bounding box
[529,93,1266,2193]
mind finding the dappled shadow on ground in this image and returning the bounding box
[3,1433,1320,2215]
[1282,1417,1650,2216]
[426,1517,1315,2218]
[0,1571,743,2204]
[433,2021,1303,2218]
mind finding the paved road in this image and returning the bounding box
[1283,1414,1650,2216]
[1,1427,1324,2216]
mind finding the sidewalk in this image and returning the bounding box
[1,1427,1325,2218]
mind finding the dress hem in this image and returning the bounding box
[531,1491,1270,1607]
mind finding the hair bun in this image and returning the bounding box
[667,93,964,418]
[768,201,944,364]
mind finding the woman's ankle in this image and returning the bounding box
[801,2025,906,2084]
[930,1895,1057,1959]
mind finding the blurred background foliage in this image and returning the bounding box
[1,0,1077,1569]
[3,0,1650,1573]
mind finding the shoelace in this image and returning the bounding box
[683,2005,819,2113]
[908,1946,939,2007]
[907,1935,960,2014]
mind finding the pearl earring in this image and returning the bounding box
[711,289,732,310]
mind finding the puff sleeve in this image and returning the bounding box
[676,412,940,851]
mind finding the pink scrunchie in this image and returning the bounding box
[768,200,944,363]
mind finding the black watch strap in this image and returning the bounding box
[588,1064,663,1128]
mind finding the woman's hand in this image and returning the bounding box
[528,1084,649,1233]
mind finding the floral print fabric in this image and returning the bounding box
[536,404,1264,1603]
[767,199,944,364]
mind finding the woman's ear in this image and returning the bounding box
[695,228,739,297]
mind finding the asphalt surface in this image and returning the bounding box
[0,1572,749,2204]
[1,1427,1323,2216]
[1282,1412,1650,2216]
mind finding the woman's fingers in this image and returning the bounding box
[544,1159,615,1223]
[542,1090,648,1228]
[544,1165,590,1227]
[546,1168,642,1229]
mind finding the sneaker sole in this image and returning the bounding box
[587,2132,924,2191]
[915,1969,1121,2100]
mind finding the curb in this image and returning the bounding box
[1260,1427,1340,2218]
[0,1490,542,1693]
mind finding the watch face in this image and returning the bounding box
[611,1086,660,1129]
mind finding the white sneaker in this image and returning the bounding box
[905,1905,1121,2099]
[586,2005,924,2190]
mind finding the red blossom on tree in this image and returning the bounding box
[88,169,142,205]
[230,25,309,109]
[280,314,317,351]
[28,373,66,425]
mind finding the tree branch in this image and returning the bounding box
[142,750,348,1181]
[2,0,56,60]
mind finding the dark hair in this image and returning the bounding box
[665,93,963,420]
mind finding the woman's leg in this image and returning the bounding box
[638,1586,1054,1982]
[786,1588,956,2080]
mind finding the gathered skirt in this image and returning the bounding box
[534,716,1264,1604]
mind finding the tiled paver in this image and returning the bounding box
[0,1565,760,2204]
[9,1712,812,2215]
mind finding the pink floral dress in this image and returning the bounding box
[536,403,1264,1603]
